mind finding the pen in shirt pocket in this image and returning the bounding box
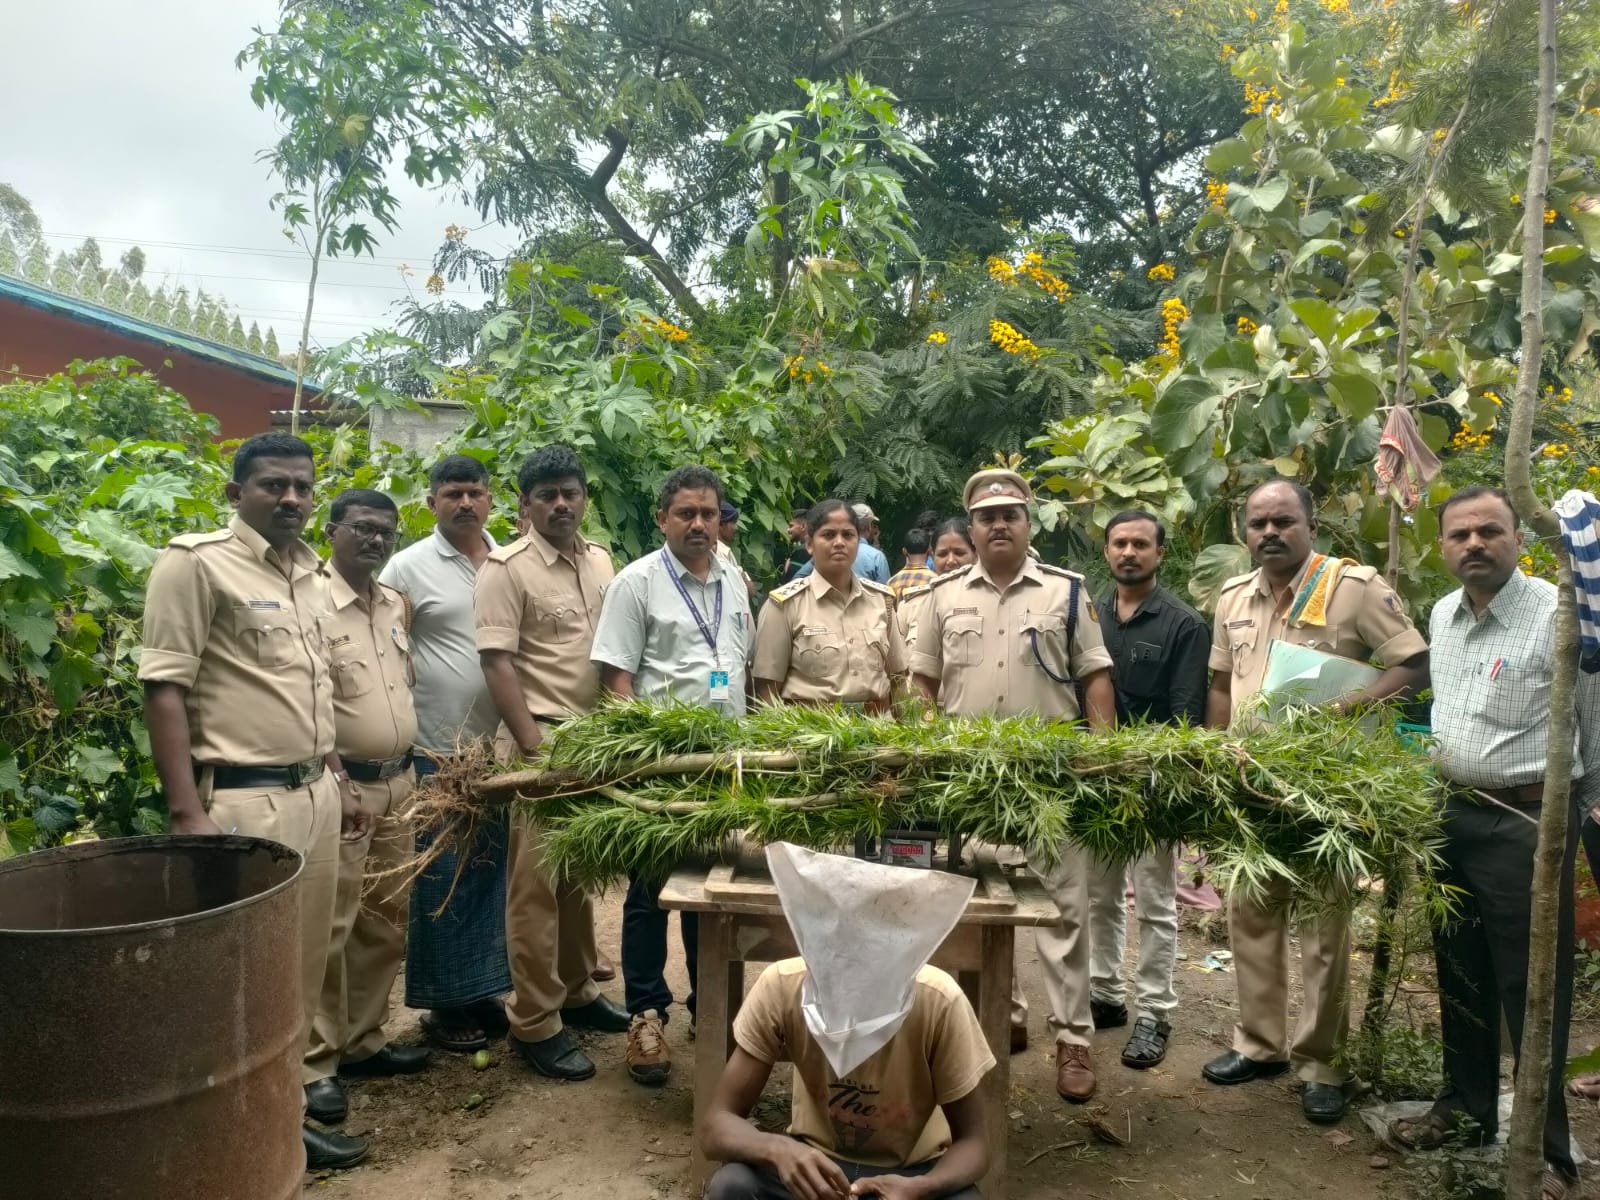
[1489,657,1504,681]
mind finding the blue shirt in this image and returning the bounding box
[795,542,890,585]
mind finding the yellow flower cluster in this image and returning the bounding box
[1545,208,1558,225]
[1450,427,1492,451]
[425,272,446,296]
[1159,297,1189,362]
[1220,43,1238,61]
[1484,390,1504,407]
[1147,263,1176,282]
[1272,0,1289,19]
[1543,442,1571,458]
[1321,0,1351,14]
[926,330,949,345]
[1520,554,1535,570]
[1206,178,1230,207]
[785,353,832,384]
[643,316,690,342]
[986,256,1015,283]
[989,319,1041,361]
[1244,82,1282,116]
[1020,251,1071,301]
[1236,315,1259,335]
[1373,71,1407,108]
[1545,384,1574,404]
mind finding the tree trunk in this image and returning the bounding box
[1502,2,1573,1196]
[290,227,323,437]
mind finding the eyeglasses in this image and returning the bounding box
[331,522,397,546]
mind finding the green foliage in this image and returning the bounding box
[0,360,227,854]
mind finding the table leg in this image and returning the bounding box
[977,923,1013,1200]
[690,911,732,1192]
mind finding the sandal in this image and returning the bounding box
[1390,1112,1451,1152]
[420,1009,488,1053]
[1120,1015,1171,1069]
[469,997,510,1038]
[1543,1168,1571,1200]
[1566,1072,1600,1100]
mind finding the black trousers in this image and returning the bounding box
[706,1159,980,1199]
[621,875,698,1019]
[1430,793,1577,1176]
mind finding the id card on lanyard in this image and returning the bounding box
[662,549,728,702]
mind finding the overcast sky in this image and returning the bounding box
[2,1,509,353]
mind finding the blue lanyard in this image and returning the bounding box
[662,549,723,655]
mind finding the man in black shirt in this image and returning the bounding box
[1085,510,1211,1069]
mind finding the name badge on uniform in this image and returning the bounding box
[709,670,732,702]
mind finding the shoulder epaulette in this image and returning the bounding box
[901,583,932,601]
[1038,563,1086,581]
[770,578,810,603]
[169,528,234,550]
[929,566,971,588]
[486,539,527,563]
[860,578,894,596]
[1219,571,1257,594]
[375,580,407,606]
[1342,563,1380,582]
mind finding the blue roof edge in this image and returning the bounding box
[0,271,323,394]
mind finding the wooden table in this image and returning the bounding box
[659,856,1060,1199]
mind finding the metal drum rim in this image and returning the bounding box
[0,833,304,937]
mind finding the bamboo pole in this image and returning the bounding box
[1502,1,1576,1195]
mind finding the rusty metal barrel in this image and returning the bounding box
[0,835,304,1200]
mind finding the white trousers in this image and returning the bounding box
[1086,849,1179,1020]
[1011,843,1093,1047]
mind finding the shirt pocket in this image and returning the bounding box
[794,629,846,681]
[233,605,296,668]
[391,626,416,687]
[942,613,985,669]
[1120,640,1164,697]
[1020,613,1069,680]
[1228,627,1258,678]
[331,655,375,700]
[1297,623,1342,655]
[1476,660,1549,730]
[532,595,585,643]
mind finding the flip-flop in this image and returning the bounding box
[1543,1169,1570,1200]
[420,1010,488,1053]
[1566,1073,1600,1101]
[1390,1112,1452,1152]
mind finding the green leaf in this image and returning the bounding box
[1417,412,1451,452]
[1150,376,1223,455]
[80,509,160,572]
[1234,178,1290,214]
[1543,243,1586,266]
[1326,373,1383,422]
[70,745,125,785]
[1289,298,1339,344]
[1,607,55,658]
[0,755,19,797]
[1205,139,1255,173]
[0,542,41,581]
[1188,544,1252,613]
[1293,239,1347,267]
[118,471,192,515]
[1178,313,1227,365]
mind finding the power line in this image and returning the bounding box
[36,228,460,267]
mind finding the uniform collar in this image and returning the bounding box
[1448,567,1531,626]
[807,567,862,602]
[228,514,320,574]
[326,564,380,610]
[526,527,588,566]
[430,525,496,559]
[967,554,1043,591]
[1251,553,1315,599]
[662,545,728,583]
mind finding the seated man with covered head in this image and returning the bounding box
[699,844,995,1200]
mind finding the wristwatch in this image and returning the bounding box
[333,769,351,784]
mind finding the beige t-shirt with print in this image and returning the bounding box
[733,958,995,1168]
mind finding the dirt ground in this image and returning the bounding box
[305,895,1600,1200]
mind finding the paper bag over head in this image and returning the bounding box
[766,842,975,1078]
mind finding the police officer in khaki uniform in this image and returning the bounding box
[140,432,370,1171]
[476,445,630,1082]
[754,499,907,711]
[1201,479,1427,1124]
[304,489,430,1129]
[909,469,1116,1104]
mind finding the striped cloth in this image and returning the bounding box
[1553,489,1600,675]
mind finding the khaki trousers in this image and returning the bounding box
[1229,880,1351,1085]
[1087,849,1179,1019]
[505,810,600,1042]
[206,772,340,1087]
[306,771,414,1081]
[1012,843,1093,1047]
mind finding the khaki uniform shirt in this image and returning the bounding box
[325,568,418,762]
[907,560,1112,720]
[735,958,994,1169]
[1208,556,1428,726]
[139,515,335,765]
[474,530,615,719]
[752,572,907,704]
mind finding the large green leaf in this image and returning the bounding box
[1188,543,1251,613]
[1289,298,1339,344]
[118,471,192,516]
[1149,376,1223,455]
[80,509,160,572]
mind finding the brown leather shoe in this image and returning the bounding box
[1010,1023,1028,1054]
[1055,1043,1097,1103]
[626,1009,672,1086]
[592,952,616,983]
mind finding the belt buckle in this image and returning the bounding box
[286,761,306,789]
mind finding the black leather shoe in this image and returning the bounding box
[339,1043,432,1078]
[304,1077,347,1124]
[1090,999,1129,1030]
[1121,1016,1172,1069]
[1302,1082,1348,1124]
[303,1123,368,1170]
[511,1029,596,1081]
[1201,1050,1290,1085]
[561,995,630,1033]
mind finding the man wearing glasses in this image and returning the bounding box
[303,490,432,1133]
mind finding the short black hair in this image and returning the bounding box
[806,498,861,537]
[902,527,931,556]
[1246,479,1315,522]
[429,453,490,493]
[932,517,972,547]
[1105,509,1166,547]
[1438,485,1519,529]
[658,464,724,511]
[789,506,810,521]
[516,444,587,498]
[912,509,941,531]
[233,432,313,483]
[330,488,397,524]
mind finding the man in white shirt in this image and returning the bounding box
[591,465,755,1087]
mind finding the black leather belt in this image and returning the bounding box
[198,758,326,790]
[532,715,569,728]
[343,753,413,783]
[1459,781,1545,808]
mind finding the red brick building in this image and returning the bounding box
[0,274,319,438]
